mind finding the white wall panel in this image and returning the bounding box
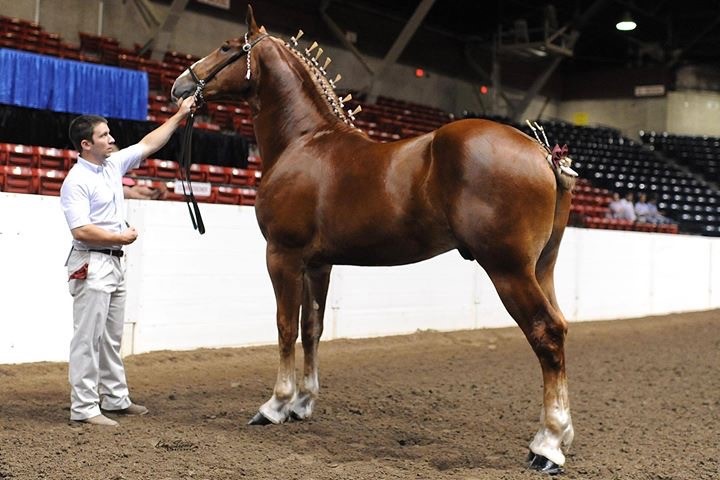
[328,254,478,339]
[651,234,712,314]
[0,193,73,363]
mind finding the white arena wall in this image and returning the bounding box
[2,191,719,364]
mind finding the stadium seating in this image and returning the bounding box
[514,120,708,235]
[0,16,715,225]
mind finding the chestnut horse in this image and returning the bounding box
[172,7,576,474]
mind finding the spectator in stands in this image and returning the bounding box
[608,191,636,221]
[59,95,195,426]
[123,176,167,200]
[619,192,637,221]
[608,192,623,218]
[634,192,651,222]
[646,194,671,224]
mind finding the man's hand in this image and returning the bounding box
[118,227,139,245]
[176,95,196,117]
[138,94,197,158]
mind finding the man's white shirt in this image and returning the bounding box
[60,144,144,250]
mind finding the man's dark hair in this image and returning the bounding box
[68,115,108,152]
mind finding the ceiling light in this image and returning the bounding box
[616,12,637,31]
[528,47,548,57]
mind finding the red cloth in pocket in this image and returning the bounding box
[69,263,89,280]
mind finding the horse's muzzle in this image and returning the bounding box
[170,72,196,103]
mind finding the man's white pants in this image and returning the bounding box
[67,250,131,421]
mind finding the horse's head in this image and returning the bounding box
[171,6,268,104]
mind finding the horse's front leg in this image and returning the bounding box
[249,246,304,425]
[290,265,332,420]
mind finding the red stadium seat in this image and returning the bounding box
[5,144,37,168]
[214,186,242,204]
[229,167,260,187]
[36,146,70,170]
[207,104,234,129]
[195,121,222,132]
[239,187,257,206]
[188,164,206,182]
[37,168,66,196]
[658,223,679,234]
[129,161,155,177]
[204,165,230,184]
[247,154,262,170]
[2,165,37,193]
[145,159,179,179]
[185,164,229,184]
[233,117,255,138]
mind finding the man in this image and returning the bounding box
[634,192,651,223]
[60,96,195,426]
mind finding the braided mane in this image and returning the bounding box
[277,37,357,128]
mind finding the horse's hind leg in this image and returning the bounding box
[290,264,332,420]
[249,246,304,425]
[488,267,573,474]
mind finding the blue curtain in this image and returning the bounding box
[0,48,148,120]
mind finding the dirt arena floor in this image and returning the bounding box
[1,310,718,480]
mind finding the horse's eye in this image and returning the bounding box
[220,44,231,53]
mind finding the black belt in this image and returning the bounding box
[88,249,124,258]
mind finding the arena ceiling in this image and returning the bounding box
[319,0,720,68]
[161,0,720,89]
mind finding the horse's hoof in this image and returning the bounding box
[247,411,273,425]
[528,453,564,475]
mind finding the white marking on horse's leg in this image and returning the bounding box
[259,354,297,423]
[529,378,573,465]
[291,368,318,420]
[291,266,330,420]
[291,316,320,419]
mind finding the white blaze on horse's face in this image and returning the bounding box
[171,58,205,102]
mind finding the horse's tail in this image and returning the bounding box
[554,168,577,193]
[525,119,576,295]
[535,169,575,310]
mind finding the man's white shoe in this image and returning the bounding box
[105,403,149,416]
[78,414,119,426]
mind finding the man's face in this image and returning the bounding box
[85,122,115,160]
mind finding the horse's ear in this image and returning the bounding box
[246,4,259,34]
[259,25,267,34]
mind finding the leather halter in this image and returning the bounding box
[187,32,270,107]
[179,33,269,235]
